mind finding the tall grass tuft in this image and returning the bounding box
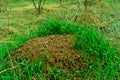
[74,26,119,80]
[37,20,78,36]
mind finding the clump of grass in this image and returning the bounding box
[74,26,112,58]
[37,20,78,36]
[0,58,45,80]
[74,26,119,80]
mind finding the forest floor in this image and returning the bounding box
[0,1,120,79]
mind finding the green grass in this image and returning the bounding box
[74,26,119,80]
[8,2,30,9]
[4,0,30,8]
[0,20,119,80]
[37,20,78,36]
[0,0,120,79]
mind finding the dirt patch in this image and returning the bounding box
[10,4,59,12]
[11,4,34,12]
[11,34,87,77]
[0,26,18,36]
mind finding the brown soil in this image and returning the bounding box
[11,34,87,78]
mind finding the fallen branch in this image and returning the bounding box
[0,66,18,75]
[70,0,81,22]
